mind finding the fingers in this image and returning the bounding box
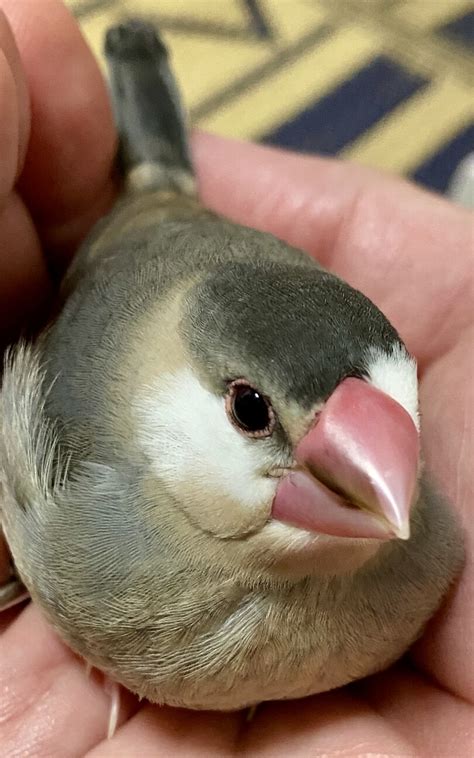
[0,9,50,345]
[0,47,17,205]
[192,132,473,367]
[0,10,29,204]
[0,192,51,348]
[358,666,474,756]
[0,11,29,173]
[239,688,414,756]
[88,705,242,758]
[413,326,474,704]
[0,605,137,756]
[2,0,117,261]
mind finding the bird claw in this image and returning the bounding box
[83,661,121,739]
[0,577,29,611]
[105,676,121,739]
[246,703,259,722]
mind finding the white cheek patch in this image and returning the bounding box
[365,344,419,430]
[135,369,275,510]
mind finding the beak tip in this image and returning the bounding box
[391,520,411,541]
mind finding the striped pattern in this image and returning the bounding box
[262,56,429,155]
[68,0,474,195]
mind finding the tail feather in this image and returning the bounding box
[104,19,196,196]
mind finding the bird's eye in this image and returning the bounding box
[225,379,275,438]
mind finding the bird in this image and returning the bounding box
[0,19,464,711]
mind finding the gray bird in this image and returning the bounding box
[0,20,464,711]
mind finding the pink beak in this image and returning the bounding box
[272,378,419,541]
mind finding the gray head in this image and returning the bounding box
[130,225,419,578]
[183,260,404,406]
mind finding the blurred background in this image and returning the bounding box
[67,0,473,196]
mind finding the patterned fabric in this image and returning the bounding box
[67,0,474,194]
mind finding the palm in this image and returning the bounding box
[1,2,472,755]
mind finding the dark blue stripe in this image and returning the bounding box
[439,9,474,49]
[260,55,429,155]
[412,122,474,193]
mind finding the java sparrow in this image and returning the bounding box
[0,20,464,711]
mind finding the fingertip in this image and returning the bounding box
[0,9,30,178]
[0,192,51,349]
[3,0,116,225]
[0,46,18,204]
[0,603,139,755]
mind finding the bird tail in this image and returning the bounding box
[104,19,196,197]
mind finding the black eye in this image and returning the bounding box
[226,379,275,438]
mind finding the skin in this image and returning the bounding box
[0,1,472,755]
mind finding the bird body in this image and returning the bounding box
[0,20,463,710]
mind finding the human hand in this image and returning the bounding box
[0,1,472,755]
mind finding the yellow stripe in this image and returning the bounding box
[163,39,271,112]
[118,0,327,38]
[342,76,474,174]
[393,0,474,30]
[198,26,382,139]
[69,0,245,25]
[125,0,245,25]
[264,0,328,44]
